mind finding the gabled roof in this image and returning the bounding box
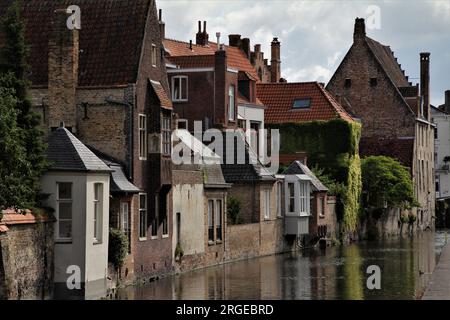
[163,38,260,80]
[365,37,410,88]
[283,161,328,192]
[256,82,354,124]
[0,0,152,87]
[167,55,215,69]
[46,126,111,172]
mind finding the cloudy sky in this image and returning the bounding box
[158,0,450,106]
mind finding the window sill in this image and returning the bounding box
[319,215,325,219]
[139,237,147,242]
[93,240,102,245]
[215,240,222,244]
[151,236,158,240]
[139,157,147,161]
[208,240,215,246]
[162,234,169,239]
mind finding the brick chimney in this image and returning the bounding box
[228,34,241,47]
[48,9,79,131]
[445,90,450,108]
[353,18,366,42]
[420,52,430,120]
[241,38,250,59]
[270,37,281,83]
[158,9,165,39]
[214,48,227,127]
[196,21,209,46]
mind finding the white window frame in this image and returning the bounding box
[56,182,73,242]
[264,189,271,220]
[151,194,158,239]
[121,202,131,253]
[299,180,310,217]
[93,183,103,243]
[276,182,282,218]
[151,43,157,67]
[161,116,171,156]
[287,182,295,215]
[208,199,215,243]
[139,114,147,160]
[228,85,235,121]
[215,199,222,241]
[171,76,188,102]
[139,193,147,240]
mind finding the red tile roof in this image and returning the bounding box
[150,80,173,110]
[256,82,355,124]
[0,0,152,87]
[1,209,54,233]
[167,55,215,69]
[163,39,260,81]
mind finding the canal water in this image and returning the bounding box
[117,230,449,300]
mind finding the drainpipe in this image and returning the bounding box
[105,96,134,181]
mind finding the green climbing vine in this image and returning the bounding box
[269,119,362,231]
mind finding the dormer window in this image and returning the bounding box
[171,76,188,102]
[292,98,311,109]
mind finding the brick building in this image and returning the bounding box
[0,0,174,281]
[326,18,435,229]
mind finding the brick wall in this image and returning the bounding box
[0,223,54,299]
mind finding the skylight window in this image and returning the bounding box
[292,98,311,109]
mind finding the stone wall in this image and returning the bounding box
[225,219,288,261]
[358,208,417,239]
[0,220,54,300]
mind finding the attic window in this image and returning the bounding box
[344,78,352,88]
[292,98,311,109]
[370,77,378,87]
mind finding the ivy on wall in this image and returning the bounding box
[268,119,362,231]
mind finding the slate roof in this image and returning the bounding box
[220,131,275,183]
[163,38,260,80]
[0,0,152,87]
[256,82,354,124]
[46,127,111,172]
[283,161,328,192]
[365,37,410,88]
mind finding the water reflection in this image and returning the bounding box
[117,230,448,300]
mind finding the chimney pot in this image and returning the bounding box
[159,9,162,21]
[203,21,207,32]
[271,37,281,83]
[255,44,261,53]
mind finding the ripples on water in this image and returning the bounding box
[117,230,449,300]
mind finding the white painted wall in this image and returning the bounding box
[172,183,205,257]
[432,109,450,199]
[238,104,266,160]
[40,171,110,298]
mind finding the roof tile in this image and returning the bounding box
[256,82,354,124]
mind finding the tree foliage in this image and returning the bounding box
[108,228,129,269]
[361,156,418,211]
[0,0,48,211]
[270,119,362,231]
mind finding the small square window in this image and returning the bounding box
[292,98,311,109]
[344,78,352,88]
[370,77,378,87]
